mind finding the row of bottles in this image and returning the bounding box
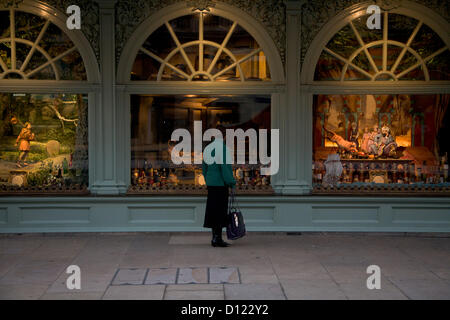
[234,166,270,186]
[313,154,450,185]
[132,160,271,187]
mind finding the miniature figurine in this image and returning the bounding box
[349,122,359,149]
[323,153,343,187]
[15,122,35,168]
[378,125,398,157]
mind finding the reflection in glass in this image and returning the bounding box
[130,95,271,190]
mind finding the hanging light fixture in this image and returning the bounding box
[187,0,216,12]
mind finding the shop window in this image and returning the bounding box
[0,9,87,80]
[129,95,272,194]
[314,12,449,81]
[313,94,450,194]
[131,13,271,82]
[0,93,89,194]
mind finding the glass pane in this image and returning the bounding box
[131,51,161,80]
[130,95,272,191]
[14,42,29,70]
[203,45,218,71]
[344,66,370,80]
[215,66,239,81]
[0,42,11,69]
[238,51,270,81]
[0,10,10,39]
[24,49,47,75]
[209,51,233,76]
[162,65,187,81]
[374,73,395,81]
[39,23,74,59]
[352,14,384,44]
[353,51,375,75]
[426,49,450,81]
[0,93,89,193]
[314,51,345,81]
[410,24,446,59]
[398,66,425,81]
[4,72,22,79]
[141,24,176,61]
[227,24,258,58]
[183,44,198,71]
[313,94,450,190]
[388,14,418,44]
[15,11,47,43]
[386,45,402,71]
[28,65,55,80]
[326,24,359,59]
[395,50,418,74]
[367,45,383,71]
[203,14,233,44]
[169,14,198,44]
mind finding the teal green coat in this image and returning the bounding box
[202,140,236,187]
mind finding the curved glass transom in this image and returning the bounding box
[131,13,271,82]
[315,12,449,81]
[0,9,87,80]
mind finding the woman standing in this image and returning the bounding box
[202,125,236,247]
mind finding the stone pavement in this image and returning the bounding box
[0,232,449,300]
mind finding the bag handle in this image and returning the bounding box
[228,188,240,212]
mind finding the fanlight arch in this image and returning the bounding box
[305,5,449,83]
[133,12,270,81]
[124,4,282,83]
[0,8,91,81]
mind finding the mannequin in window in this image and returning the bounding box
[15,122,35,168]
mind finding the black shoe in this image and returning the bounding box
[211,234,230,247]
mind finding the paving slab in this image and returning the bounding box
[224,284,285,300]
[40,291,104,300]
[145,268,178,285]
[209,267,240,284]
[111,268,147,285]
[102,285,165,300]
[280,279,347,300]
[164,290,224,300]
[177,267,208,284]
[339,281,408,300]
[0,284,49,300]
[388,278,450,300]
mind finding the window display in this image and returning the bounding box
[129,95,272,194]
[0,93,89,194]
[313,94,450,194]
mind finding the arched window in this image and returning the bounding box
[314,12,449,82]
[0,9,87,80]
[130,12,270,82]
[309,8,450,194]
[124,8,282,194]
[0,7,93,194]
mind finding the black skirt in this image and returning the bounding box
[203,186,229,228]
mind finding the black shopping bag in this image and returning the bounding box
[226,189,246,240]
